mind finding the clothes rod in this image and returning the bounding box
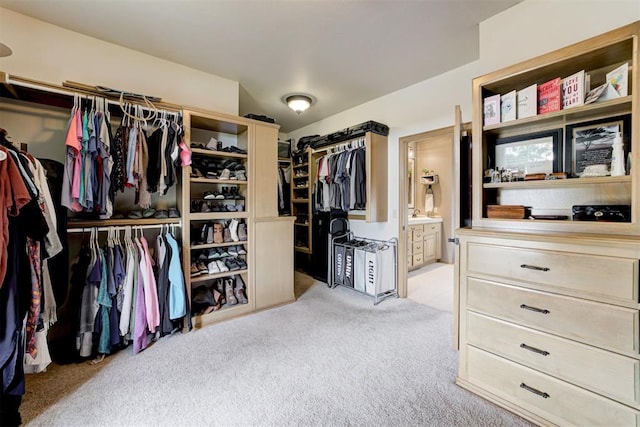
[67,223,182,233]
[4,74,181,114]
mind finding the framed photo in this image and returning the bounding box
[565,114,631,177]
[494,129,563,176]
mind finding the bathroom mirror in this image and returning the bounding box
[408,157,415,209]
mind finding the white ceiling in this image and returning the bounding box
[0,0,521,133]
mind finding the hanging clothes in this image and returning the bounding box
[313,141,366,214]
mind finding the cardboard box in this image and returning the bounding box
[486,205,530,219]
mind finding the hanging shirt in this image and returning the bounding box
[132,239,148,354]
[165,233,186,320]
[140,236,160,333]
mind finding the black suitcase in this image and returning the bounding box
[572,205,630,222]
[243,113,275,124]
[310,121,389,149]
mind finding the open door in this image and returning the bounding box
[452,105,472,350]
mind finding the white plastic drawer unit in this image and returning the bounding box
[466,346,640,427]
[466,277,640,354]
[466,312,640,405]
[466,242,639,304]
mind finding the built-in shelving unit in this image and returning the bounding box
[457,21,640,426]
[291,148,313,254]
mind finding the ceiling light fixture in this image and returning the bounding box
[284,94,313,115]
[0,43,13,58]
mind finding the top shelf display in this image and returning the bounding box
[472,21,640,236]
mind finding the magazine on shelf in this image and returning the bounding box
[483,94,501,126]
[537,77,562,114]
[606,63,628,96]
[562,70,585,109]
[501,90,517,122]
[517,84,537,119]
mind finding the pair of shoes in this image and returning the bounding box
[207,260,230,274]
[207,247,229,259]
[155,210,169,219]
[225,258,241,271]
[235,257,247,270]
[204,191,224,200]
[190,262,201,277]
[168,207,180,218]
[222,146,247,155]
[223,226,233,243]
[191,285,215,315]
[219,169,231,180]
[234,170,247,181]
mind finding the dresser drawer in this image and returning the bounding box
[413,254,423,265]
[412,242,423,254]
[467,278,640,354]
[424,223,440,234]
[467,311,640,405]
[466,346,640,426]
[409,224,424,233]
[467,243,638,303]
[412,231,424,241]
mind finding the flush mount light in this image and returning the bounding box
[0,43,13,58]
[284,94,314,115]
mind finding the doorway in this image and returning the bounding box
[400,127,456,311]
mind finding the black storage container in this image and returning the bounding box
[572,205,630,222]
[310,121,389,149]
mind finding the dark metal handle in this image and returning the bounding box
[520,343,550,356]
[520,264,550,272]
[520,304,550,314]
[520,382,550,399]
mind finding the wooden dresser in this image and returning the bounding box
[456,21,640,426]
[457,229,640,426]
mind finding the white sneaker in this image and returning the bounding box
[217,260,229,272]
[219,169,231,180]
[207,260,220,274]
[237,245,247,255]
[229,219,239,242]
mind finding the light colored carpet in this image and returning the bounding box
[27,280,530,427]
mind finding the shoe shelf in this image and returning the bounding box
[190,269,249,284]
[293,174,309,179]
[190,241,247,250]
[294,245,311,254]
[292,199,310,203]
[189,212,249,220]
[294,222,309,227]
[292,162,309,169]
[190,147,248,160]
[192,301,253,328]
[190,177,248,185]
[294,185,309,189]
[68,218,181,228]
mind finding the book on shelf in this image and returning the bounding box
[501,90,516,122]
[483,94,500,126]
[561,70,585,109]
[606,62,628,96]
[516,84,537,119]
[537,77,562,114]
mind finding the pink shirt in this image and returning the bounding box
[140,236,160,333]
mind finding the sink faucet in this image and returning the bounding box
[412,209,420,218]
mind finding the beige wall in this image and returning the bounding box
[0,7,239,115]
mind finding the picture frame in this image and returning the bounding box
[494,129,563,176]
[564,114,631,177]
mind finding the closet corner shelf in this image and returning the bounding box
[68,218,181,228]
[190,269,248,284]
[294,222,310,227]
[190,147,248,159]
[190,241,247,250]
[292,199,310,203]
[292,163,309,169]
[189,212,249,221]
[294,246,311,253]
[483,175,631,189]
[293,174,309,179]
[293,186,309,190]
[190,177,248,185]
[278,157,291,162]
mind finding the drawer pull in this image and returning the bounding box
[520,382,550,399]
[520,304,550,314]
[520,264,550,272]
[520,343,550,356]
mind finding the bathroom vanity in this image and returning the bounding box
[407,216,442,270]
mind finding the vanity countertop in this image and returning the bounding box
[408,216,443,225]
